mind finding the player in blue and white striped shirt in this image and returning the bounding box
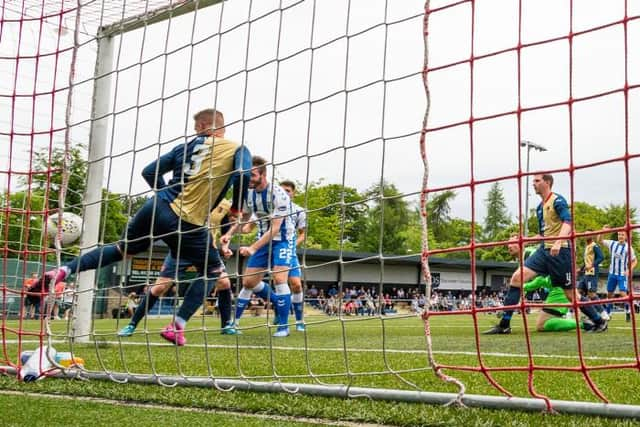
[221,156,295,337]
[600,228,637,320]
[280,181,307,332]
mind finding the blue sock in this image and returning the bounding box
[253,281,276,303]
[66,244,122,274]
[235,298,250,322]
[606,303,612,314]
[176,278,216,323]
[579,296,602,323]
[234,287,253,323]
[274,283,291,329]
[129,291,159,328]
[292,292,304,322]
[293,302,303,322]
[499,286,521,328]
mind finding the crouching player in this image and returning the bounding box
[525,274,597,332]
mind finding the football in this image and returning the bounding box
[46,212,83,246]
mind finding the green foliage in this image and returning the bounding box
[482,182,511,241]
[477,223,520,262]
[358,182,411,254]
[424,191,475,258]
[29,144,88,214]
[293,180,367,250]
[0,190,47,260]
[426,190,455,242]
[99,190,129,244]
[572,202,639,270]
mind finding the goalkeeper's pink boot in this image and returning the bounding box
[160,322,186,346]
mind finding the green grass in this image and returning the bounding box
[1,313,639,426]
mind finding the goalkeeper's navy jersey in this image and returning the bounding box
[142,135,251,226]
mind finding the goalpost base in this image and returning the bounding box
[4,367,639,420]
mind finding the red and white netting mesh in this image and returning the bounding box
[421,0,640,409]
[1,0,640,413]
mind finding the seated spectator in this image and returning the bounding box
[317,289,326,312]
[343,299,355,315]
[247,294,264,316]
[411,295,420,313]
[307,284,319,308]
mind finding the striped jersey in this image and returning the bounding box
[603,239,636,276]
[536,192,571,249]
[244,183,295,242]
[290,202,307,242]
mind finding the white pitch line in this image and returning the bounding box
[5,339,639,362]
[0,389,386,427]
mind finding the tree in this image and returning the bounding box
[482,182,511,241]
[358,182,411,254]
[292,180,367,250]
[426,190,456,243]
[0,190,47,260]
[99,191,129,244]
[28,145,87,215]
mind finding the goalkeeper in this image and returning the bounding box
[524,274,592,332]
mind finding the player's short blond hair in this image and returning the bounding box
[193,108,225,130]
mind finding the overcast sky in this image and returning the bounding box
[2,0,639,226]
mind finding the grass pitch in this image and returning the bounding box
[1,312,639,426]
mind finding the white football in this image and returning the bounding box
[46,212,83,245]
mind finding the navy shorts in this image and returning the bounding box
[119,198,222,278]
[160,253,226,279]
[582,275,599,293]
[524,247,572,289]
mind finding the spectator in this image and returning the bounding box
[327,285,338,298]
[317,289,326,312]
[307,284,319,308]
[52,281,66,320]
[61,282,75,320]
[23,273,39,319]
[126,292,139,318]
